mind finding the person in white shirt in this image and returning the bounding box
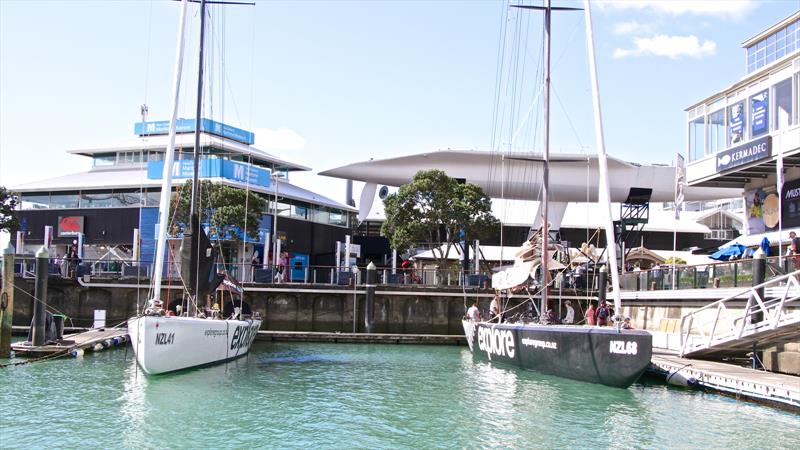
[489,294,501,323]
[466,301,481,322]
[562,300,575,325]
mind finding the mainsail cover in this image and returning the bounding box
[180,213,224,299]
[492,228,564,290]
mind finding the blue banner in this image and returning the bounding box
[147,158,271,188]
[134,118,255,145]
[728,102,744,145]
[750,90,768,137]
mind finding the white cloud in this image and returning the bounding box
[612,20,656,35]
[613,34,717,59]
[599,0,757,21]
[253,127,306,151]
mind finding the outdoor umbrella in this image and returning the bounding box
[760,237,771,256]
[710,244,747,261]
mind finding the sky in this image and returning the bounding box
[1,0,799,247]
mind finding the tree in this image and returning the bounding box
[664,256,687,265]
[173,180,267,241]
[0,186,19,234]
[381,170,500,269]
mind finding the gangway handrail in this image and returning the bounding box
[679,269,800,357]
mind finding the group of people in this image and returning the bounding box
[466,294,633,329]
[54,240,81,278]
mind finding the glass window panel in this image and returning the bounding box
[49,194,80,209]
[728,101,746,146]
[767,34,775,46]
[93,153,116,167]
[774,78,793,130]
[776,46,785,59]
[145,190,161,206]
[750,90,769,137]
[114,191,142,207]
[707,109,725,154]
[148,152,164,162]
[329,211,347,226]
[81,192,116,208]
[766,51,775,64]
[757,40,765,50]
[311,207,330,224]
[688,117,705,161]
[777,28,786,40]
[20,193,49,209]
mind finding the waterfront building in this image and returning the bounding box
[684,11,800,245]
[11,119,356,280]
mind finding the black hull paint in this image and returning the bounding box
[462,320,653,388]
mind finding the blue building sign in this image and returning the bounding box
[134,118,255,145]
[147,158,271,189]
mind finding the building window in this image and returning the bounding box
[774,77,794,130]
[750,90,769,137]
[728,101,746,145]
[20,194,50,209]
[707,109,725,154]
[93,153,116,167]
[80,192,117,208]
[49,193,80,209]
[688,117,705,161]
[745,18,800,73]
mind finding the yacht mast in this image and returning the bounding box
[151,0,190,306]
[583,0,622,317]
[512,1,580,318]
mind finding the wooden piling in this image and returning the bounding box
[1,246,14,357]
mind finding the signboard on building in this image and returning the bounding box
[782,178,800,229]
[134,118,255,145]
[147,159,271,189]
[750,90,769,137]
[58,216,84,237]
[716,135,770,173]
[728,101,745,145]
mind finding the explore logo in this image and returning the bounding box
[477,326,516,360]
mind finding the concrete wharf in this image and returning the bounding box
[10,326,128,358]
[648,350,800,409]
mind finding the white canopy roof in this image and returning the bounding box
[319,149,741,203]
[720,227,800,248]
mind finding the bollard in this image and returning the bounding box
[365,262,376,334]
[598,265,607,304]
[0,245,15,357]
[32,246,49,346]
[752,249,766,324]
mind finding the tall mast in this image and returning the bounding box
[583,0,622,318]
[541,0,551,318]
[151,0,190,305]
[512,1,580,319]
[191,0,207,218]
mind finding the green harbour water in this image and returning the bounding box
[1,342,798,449]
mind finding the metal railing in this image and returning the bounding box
[678,269,800,357]
[619,255,794,292]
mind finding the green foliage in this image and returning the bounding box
[381,170,499,265]
[0,186,20,234]
[664,256,687,265]
[173,180,267,241]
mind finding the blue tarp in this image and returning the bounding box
[710,243,747,261]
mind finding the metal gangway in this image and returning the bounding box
[679,270,800,358]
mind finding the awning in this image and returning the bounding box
[720,227,800,248]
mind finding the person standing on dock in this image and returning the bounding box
[250,251,260,282]
[562,300,574,325]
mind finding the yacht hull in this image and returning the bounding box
[462,320,652,388]
[128,315,262,374]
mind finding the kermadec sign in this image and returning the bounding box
[147,158,271,189]
[716,136,770,172]
[134,118,255,145]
